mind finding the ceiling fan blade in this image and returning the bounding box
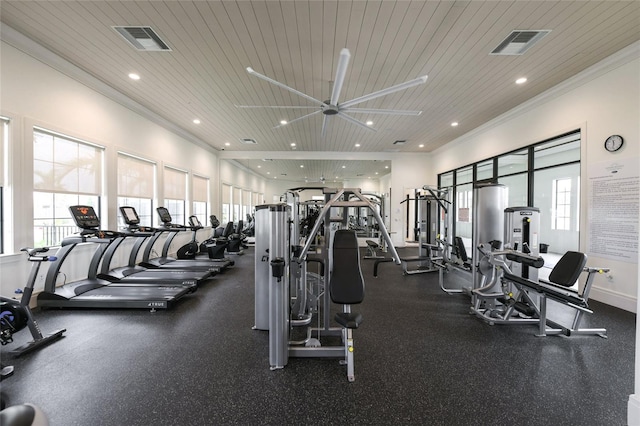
[330,48,351,106]
[273,109,322,129]
[337,112,377,132]
[342,107,423,116]
[246,67,326,107]
[321,115,329,138]
[340,75,428,109]
[235,105,318,109]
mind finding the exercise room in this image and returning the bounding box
[0,1,638,425]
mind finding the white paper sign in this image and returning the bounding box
[587,158,639,263]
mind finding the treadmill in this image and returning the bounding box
[97,206,216,286]
[37,205,191,311]
[187,215,234,270]
[97,231,212,289]
[134,207,233,273]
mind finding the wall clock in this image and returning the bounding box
[604,134,624,152]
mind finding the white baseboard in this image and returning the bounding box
[590,286,637,313]
[629,394,640,426]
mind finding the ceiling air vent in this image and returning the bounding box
[393,140,407,145]
[240,138,257,145]
[113,26,171,51]
[490,30,550,55]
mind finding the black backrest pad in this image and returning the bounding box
[549,251,587,287]
[454,236,468,262]
[330,230,364,305]
[222,221,235,237]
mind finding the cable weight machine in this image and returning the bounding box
[254,188,400,381]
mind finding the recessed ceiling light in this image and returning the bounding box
[451,122,459,127]
[375,172,379,175]
[516,77,527,84]
[385,166,389,169]
[366,120,373,126]
[300,165,304,168]
[342,165,346,169]
[280,120,288,125]
[257,165,261,168]
[193,119,201,124]
[419,144,424,148]
[225,142,230,146]
[290,143,296,147]
[267,172,270,174]
[355,143,361,147]
[128,73,140,80]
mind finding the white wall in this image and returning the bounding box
[431,45,640,312]
[219,160,267,212]
[390,154,433,246]
[0,41,257,296]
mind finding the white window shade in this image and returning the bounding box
[118,153,155,198]
[243,190,251,208]
[233,187,241,206]
[0,118,7,187]
[222,183,231,204]
[33,129,103,195]
[164,166,187,200]
[193,175,209,203]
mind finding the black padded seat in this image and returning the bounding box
[330,230,364,329]
[365,240,378,249]
[335,312,363,329]
[330,230,365,305]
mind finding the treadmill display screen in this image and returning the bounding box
[120,206,140,225]
[69,205,100,229]
[189,216,202,227]
[157,207,172,223]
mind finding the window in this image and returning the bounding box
[439,130,582,255]
[553,178,572,230]
[192,174,209,225]
[117,153,155,226]
[164,166,187,225]
[33,128,103,247]
[233,187,241,223]
[242,189,251,221]
[0,117,7,253]
[221,183,231,224]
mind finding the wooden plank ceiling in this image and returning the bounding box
[1,1,639,182]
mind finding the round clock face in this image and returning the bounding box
[605,135,623,152]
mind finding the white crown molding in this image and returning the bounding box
[0,24,218,155]
[433,40,640,155]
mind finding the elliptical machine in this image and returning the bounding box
[0,248,66,357]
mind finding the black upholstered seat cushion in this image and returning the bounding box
[335,312,363,329]
[548,251,587,287]
[330,230,365,305]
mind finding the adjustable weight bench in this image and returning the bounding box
[364,239,385,259]
[330,230,365,382]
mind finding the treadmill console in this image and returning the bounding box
[69,205,100,229]
[120,206,140,225]
[189,215,202,228]
[156,207,173,224]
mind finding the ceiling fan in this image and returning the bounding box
[239,48,428,137]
